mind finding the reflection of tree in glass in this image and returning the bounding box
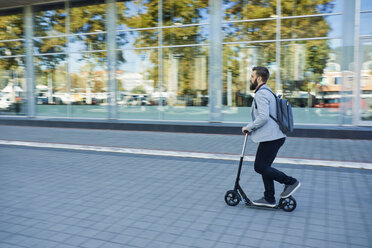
[224,0,333,94]
[34,7,66,70]
[0,12,24,71]
[69,3,126,64]
[32,2,128,94]
[120,0,208,98]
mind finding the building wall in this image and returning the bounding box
[0,0,371,125]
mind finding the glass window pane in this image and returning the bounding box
[0,41,24,56]
[281,0,343,16]
[162,0,209,26]
[222,43,276,122]
[34,55,68,117]
[162,46,209,121]
[281,39,343,124]
[222,42,276,107]
[70,52,107,118]
[360,13,372,36]
[117,0,158,29]
[223,20,276,43]
[163,25,208,46]
[281,15,342,39]
[117,49,158,120]
[34,37,67,54]
[0,58,26,115]
[361,40,372,121]
[224,0,276,21]
[117,29,158,49]
[361,0,372,11]
[0,9,24,39]
[70,1,106,34]
[33,3,66,37]
[69,34,106,53]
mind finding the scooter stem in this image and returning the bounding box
[235,133,249,186]
[240,133,249,157]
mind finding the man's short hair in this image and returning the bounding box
[253,66,270,83]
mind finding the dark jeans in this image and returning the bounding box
[254,137,295,203]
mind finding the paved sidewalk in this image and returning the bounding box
[1,125,372,248]
[0,125,372,163]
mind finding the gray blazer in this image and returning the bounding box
[246,84,286,143]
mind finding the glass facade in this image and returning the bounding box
[0,0,371,125]
[0,8,25,115]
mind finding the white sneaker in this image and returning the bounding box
[252,197,276,207]
[280,180,301,198]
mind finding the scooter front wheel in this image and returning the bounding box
[225,190,241,206]
[280,196,297,212]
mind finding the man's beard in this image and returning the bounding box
[250,78,258,91]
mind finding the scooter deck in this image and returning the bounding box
[245,201,280,210]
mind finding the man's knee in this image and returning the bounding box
[255,165,271,178]
[254,164,264,175]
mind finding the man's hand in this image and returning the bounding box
[242,127,250,134]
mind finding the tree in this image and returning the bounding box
[223,0,333,98]
[0,11,24,72]
[120,0,209,104]
[32,2,128,95]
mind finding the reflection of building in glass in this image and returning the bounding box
[316,52,372,114]
[282,44,306,81]
[164,54,179,105]
[194,55,207,91]
[118,72,154,94]
[361,53,372,119]
[238,46,258,94]
[320,53,342,86]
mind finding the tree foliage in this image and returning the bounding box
[0,12,24,71]
[1,0,335,102]
[119,0,208,95]
[224,0,333,91]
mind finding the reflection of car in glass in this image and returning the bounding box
[56,94,74,104]
[0,96,12,110]
[37,96,48,104]
[119,94,151,106]
[314,98,340,108]
[36,95,63,105]
[150,97,167,106]
[314,97,368,110]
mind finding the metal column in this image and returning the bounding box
[275,0,281,94]
[24,5,35,117]
[106,0,117,119]
[352,0,361,125]
[208,0,222,122]
[158,0,164,120]
[341,0,357,125]
[66,0,72,117]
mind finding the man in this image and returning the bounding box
[242,66,301,207]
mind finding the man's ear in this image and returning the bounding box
[257,76,262,83]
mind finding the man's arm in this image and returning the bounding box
[245,91,270,132]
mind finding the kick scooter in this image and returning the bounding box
[224,132,297,212]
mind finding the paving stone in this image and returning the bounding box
[1,127,372,248]
[80,238,106,248]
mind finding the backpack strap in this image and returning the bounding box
[253,87,278,123]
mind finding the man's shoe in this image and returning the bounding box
[280,180,301,198]
[252,197,276,207]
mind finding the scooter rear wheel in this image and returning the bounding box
[225,190,241,206]
[280,196,297,212]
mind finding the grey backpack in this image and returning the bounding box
[254,88,294,134]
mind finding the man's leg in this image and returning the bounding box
[254,138,295,203]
